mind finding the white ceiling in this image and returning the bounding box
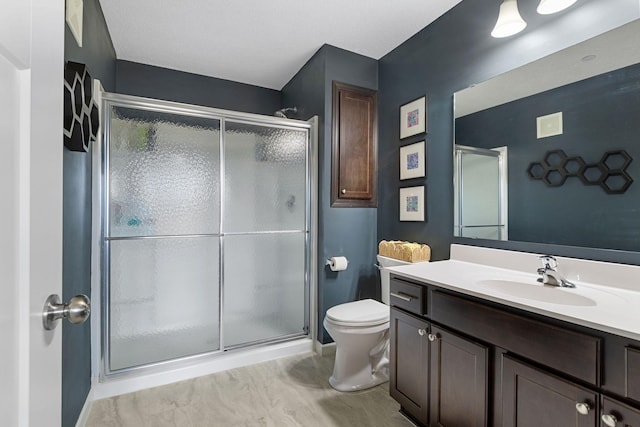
[99,0,462,90]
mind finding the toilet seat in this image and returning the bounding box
[325,299,389,327]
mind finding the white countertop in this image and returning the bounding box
[386,245,640,341]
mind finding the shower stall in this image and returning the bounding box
[100,93,314,376]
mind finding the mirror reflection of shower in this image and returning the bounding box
[274,107,298,118]
[454,145,508,240]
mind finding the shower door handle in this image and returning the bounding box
[42,294,91,330]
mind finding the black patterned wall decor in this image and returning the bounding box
[527,149,633,194]
[63,61,99,152]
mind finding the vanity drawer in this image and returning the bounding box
[430,290,601,386]
[390,277,426,315]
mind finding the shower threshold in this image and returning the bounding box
[93,336,313,400]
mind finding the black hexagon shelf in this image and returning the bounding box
[601,150,632,172]
[527,162,546,180]
[544,149,568,169]
[543,168,567,187]
[63,61,99,152]
[529,150,633,193]
[580,163,606,185]
[602,171,633,194]
[564,157,585,177]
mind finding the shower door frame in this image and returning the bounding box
[454,144,508,240]
[98,92,316,378]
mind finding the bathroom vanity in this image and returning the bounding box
[387,245,640,427]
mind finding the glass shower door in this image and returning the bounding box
[454,145,507,240]
[223,122,308,348]
[106,105,221,371]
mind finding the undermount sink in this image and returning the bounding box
[476,279,597,306]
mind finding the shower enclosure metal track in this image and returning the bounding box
[99,92,314,378]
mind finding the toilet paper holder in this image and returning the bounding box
[326,256,349,272]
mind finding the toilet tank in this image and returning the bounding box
[376,255,413,305]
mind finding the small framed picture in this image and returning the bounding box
[400,96,427,139]
[399,186,425,222]
[400,141,426,180]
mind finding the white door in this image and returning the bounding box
[0,0,65,425]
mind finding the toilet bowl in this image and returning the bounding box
[323,255,412,391]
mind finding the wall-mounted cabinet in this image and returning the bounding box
[331,81,377,207]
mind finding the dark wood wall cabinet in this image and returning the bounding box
[389,275,640,427]
[331,81,377,207]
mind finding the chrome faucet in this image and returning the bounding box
[537,255,576,288]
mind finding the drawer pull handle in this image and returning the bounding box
[575,402,590,415]
[428,333,438,342]
[418,328,427,336]
[390,292,414,302]
[602,414,618,427]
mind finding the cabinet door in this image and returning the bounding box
[429,325,489,427]
[501,355,598,427]
[390,308,429,425]
[602,396,640,427]
[331,81,377,207]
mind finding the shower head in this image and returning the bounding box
[274,107,298,119]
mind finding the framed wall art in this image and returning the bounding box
[400,141,426,180]
[400,96,426,139]
[399,186,425,221]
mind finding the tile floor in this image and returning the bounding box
[85,352,413,426]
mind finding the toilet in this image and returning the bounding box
[323,255,412,391]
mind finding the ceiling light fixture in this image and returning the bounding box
[491,0,527,38]
[537,0,578,14]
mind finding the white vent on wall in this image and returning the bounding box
[537,112,563,139]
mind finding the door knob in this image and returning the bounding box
[428,333,438,342]
[42,294,91,330]
[601,414,618,427]
[418,328,427,336]
[341,189,347,194]
[575,402,591,415]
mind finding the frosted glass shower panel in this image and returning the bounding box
[109,106,220,237]
[224,122,307,232]
[223,233,306,347]
[460,152,501,239]
[109,237,220,371]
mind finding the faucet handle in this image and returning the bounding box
[539,255,557,270]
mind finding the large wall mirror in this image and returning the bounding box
[454,19,640,253]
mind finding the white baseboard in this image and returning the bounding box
[315,340,336,356]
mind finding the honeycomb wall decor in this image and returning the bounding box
[527,149,633,194]
[63,61,99,152]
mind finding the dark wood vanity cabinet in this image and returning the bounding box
[388,274,640,427]
[500,355,597,427]
[601,397,640,426]
[389,278,489,427]
[429,324,489,427]
[390,308,430,423]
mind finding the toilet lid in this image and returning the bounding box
[326,299,389,326]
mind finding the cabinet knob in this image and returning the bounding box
[601,414,618,427]
[418,328,427,336]
[575,402,591,415]
[341,188,347,194]
[428,333,438,342]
